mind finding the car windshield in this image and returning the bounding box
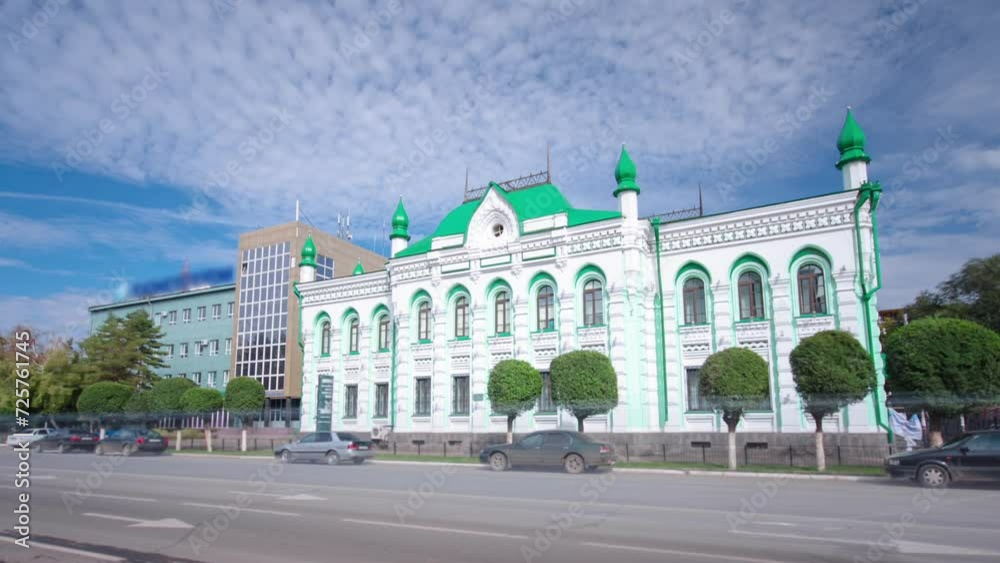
[939,434,972,448]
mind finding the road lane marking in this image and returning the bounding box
[182,502,301,517]
[341,518,529,539]
[0,484,155,502]
[0,536,125,561]
[583,541,785,562]
[83,512,193,529]
[228,490,326,501]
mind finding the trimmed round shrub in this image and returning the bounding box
[149,377,197,415]
[123,391,152,414]
[180,387,224,416]
[77,382,132,415]
[700,347,770,423]
[550,350,618,431]
[223,377,265,418]
[790,329,876,419]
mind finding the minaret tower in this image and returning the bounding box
[299,234,317,283]
[836,108,871,190]
[613,145,640,221]
[389,197,410,257]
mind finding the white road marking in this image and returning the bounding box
[732,529,1000,556]
[182,502,301,517]
[0,485,155,502]
[754,521,798,527]
[0,536,125,561]
[83,512,193,529]
[341,518,529,539]
[229,490,326,501]
[582,541,784,563]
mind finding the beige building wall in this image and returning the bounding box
[230,221,385,404]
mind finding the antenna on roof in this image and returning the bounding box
[465,167,469,191]
[546,143,551,183]
[698,183,704,215]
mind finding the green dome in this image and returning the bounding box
[299,234,317,268]
[390,198,410,241]
[613,145,639,197]
[836,108,871,169]
[352,259,365,275]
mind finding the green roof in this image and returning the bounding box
[390,197,410,240]
[835,108,870,169]
[395,183,620,258]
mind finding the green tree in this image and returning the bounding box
[181,387,224,452]
[79,310,167,388]
[903,255,1000,333]
[885,318,1000,446]
[149,377,197,419]
[488,359,543,443]
[0,328,44,416]
[31,340,87,419]
[224,377,265,452]
[790,330,876,470]
[549,350,618,432]
[76,382,132,423]
[699,348,770,470]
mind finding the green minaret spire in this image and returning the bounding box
[389,197,410,241]
[613,144,640,197]
[352,259,365,276]
[299,234,317,268]
[835,108,871,169]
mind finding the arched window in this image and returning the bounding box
[582,279,604,327]
[494,290,510,335]
[683,278,706,324]
[738,272,765,320]
[536,285,555,331]
[320,321,331,355]
[377,316,390,351]
[348,319,360,353]
[797,264,827,315]
[417,301,431,341]
[454,296,469,338]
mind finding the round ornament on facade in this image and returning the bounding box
[493,224,504,237]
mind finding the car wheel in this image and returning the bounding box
[918,464,949,488]
[352,458,365,465]
[122,444,133,457]
[325,451,340,465]
[563,454,585,474]
[489,452,508,471]
[279,450,292,463]
[95,444,104,456]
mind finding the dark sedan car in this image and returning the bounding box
[33,429,99,453]
[886,430,1000,487]
[479,430,615,474]
[96,428,168,456]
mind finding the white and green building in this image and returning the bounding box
[295,110,890,441]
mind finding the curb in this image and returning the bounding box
[167,453,887,480]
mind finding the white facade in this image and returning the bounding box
[297,137,887,438]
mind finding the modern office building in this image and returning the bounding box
[231,221,384,425]
[88,283,236,392]
[294,110,891,444]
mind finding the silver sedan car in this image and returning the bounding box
[274,431,375,465]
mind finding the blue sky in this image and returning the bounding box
[2,0,998,340]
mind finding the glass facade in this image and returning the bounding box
[236,242,290,394]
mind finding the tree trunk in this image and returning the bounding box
[814,416,826,472]
[241,428,248,452]
[506,415,514,444]
[577,416,585,433]
[206,428,213,452]
[723,413,740,470]
[176,430,181,451]
[928,412,944,447]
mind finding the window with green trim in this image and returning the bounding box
[537,285,555,331]
[683,278,707,324]
[738,272,765,320]
[537,371,555,413]
[494,290,510,335]
[344,384,358,418]
[377,316,390,351]
[454,296,470,338]
[348,319,359,353]
[374,383,388,418]
[451,375,469,415]
[686,368,710,411]
[320,321,331,356]
[417,302,431,341]
[414,377,431,416]
[582,279,604,326]
[797,264,827,315]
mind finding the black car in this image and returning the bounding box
[479,430,616,474]
[886,430,1000,487]
[33,429,100,453]
[96,428,168,456]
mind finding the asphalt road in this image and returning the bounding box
[1,448,999,563]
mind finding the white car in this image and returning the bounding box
[5,428,53,447]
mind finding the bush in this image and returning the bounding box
[700,347,770,421]
[488,359,542,442]
[76,382,132,415]
[224,377,265,419]
[180,388,224,415]
[149,377,197,415]
[790,330,876,419]
[885,318,1000,445]
[550,350,618,431]
[123,391,151,414]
